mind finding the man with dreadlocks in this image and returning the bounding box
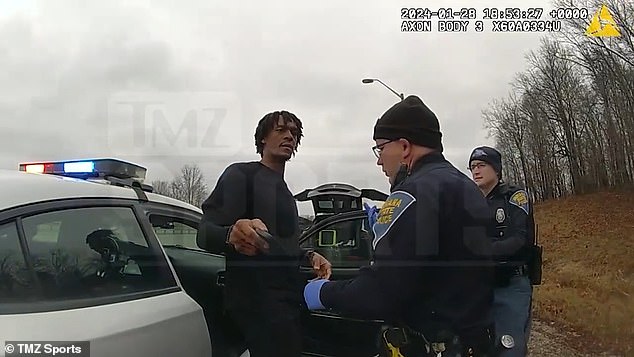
[197,110,332,357]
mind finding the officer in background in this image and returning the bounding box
[468,146,535,357]
[304,95,497,356]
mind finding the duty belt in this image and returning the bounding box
[378,326,496,357]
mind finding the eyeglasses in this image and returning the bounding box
[372,139,397,159]
[468,162,488,171]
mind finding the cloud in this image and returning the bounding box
[0,0,557,214]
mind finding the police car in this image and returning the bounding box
[0,159,213,357]
[0,159,389,357]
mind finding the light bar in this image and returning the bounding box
[24,164,45,173]
[19,158,147,180]
[63,161,95,173]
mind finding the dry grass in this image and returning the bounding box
[532,188,634,355]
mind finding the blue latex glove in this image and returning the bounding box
[304,279,328,310]
[364,202,379,228]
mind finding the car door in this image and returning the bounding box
[142,203,385,357]
[298,210,386,357]
[141,203,246,357]
[0,199,211,357]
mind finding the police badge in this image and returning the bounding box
[496,208,505,223]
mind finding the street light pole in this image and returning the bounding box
[362,78,404,100]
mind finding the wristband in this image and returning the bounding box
[225,225,234,245]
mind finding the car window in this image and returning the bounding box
[150,214,202,251]
[300,216,373,268]
[0,221,38,303]
[21,206,177,302]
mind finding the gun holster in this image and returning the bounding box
[527,244,543,285]
[378,326,495,357]
[378,326,426,357]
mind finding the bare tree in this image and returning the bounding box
[483,0,634,201]
[553,0,634,188]
[151,180,172,196]
[170,164,209,207]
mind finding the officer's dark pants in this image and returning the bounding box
[493,275,532,356]
[230,307,303,357]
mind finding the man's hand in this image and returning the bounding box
[310,252,332,280]
[228,219,270,256]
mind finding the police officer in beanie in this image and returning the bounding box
[469,146,535,357]
[303,95,497,356]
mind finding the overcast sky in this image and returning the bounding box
[1,0,561,214]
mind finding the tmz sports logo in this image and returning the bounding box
[107,92,243,158]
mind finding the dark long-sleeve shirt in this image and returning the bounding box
[196,161,304,313]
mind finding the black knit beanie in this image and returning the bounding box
[469,146,502,178]
[372,95,443,152]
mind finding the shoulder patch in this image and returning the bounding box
[372,190,416,249]
[509,189,529,215]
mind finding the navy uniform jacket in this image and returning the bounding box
[485,182,533,266]
[319,152,495,335]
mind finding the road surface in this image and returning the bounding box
[528,320,621,356]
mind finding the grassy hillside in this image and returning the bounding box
[532,187,634,356]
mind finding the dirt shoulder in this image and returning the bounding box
[531,188,634,356]
[528,319,623,356]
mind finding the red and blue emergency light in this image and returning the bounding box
[18,158,147,181]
